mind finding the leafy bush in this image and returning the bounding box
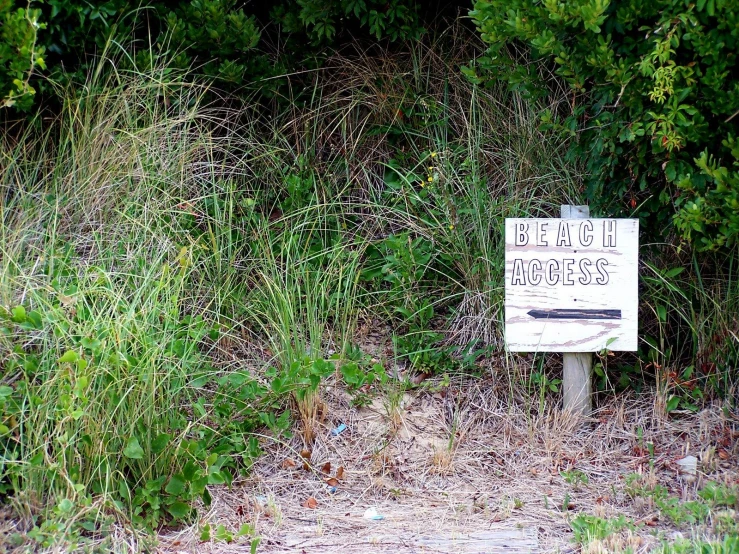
[469,0,739,250]
[0,0,45,109]
[272,0,423,43]
[159,0,261,85]
[36,0,262,94]
[2,0,433,112]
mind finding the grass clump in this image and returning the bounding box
[0,30,581,541]
[0,61,276,545]
[4,18,737,553]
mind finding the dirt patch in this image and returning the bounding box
[157,373,739,553]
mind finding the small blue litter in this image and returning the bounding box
[331,423,347,436]
[363,507,384,520]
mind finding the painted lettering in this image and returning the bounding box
[537,222,548,246]
[563,258,575,285]
[579,220,594,247]
[515,222,529,246]
[556,221,572,247]
[528,259,542,285]
[545,260,560,285]
[595,258,609,284]
[578,259,592,285]
[603,220,617,247]
[511,258,526,285]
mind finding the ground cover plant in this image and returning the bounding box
[1,4,738,553]
[469,0,739,251]
[0,63,274,550]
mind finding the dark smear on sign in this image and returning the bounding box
[527,309,622,320]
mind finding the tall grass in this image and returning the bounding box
[6,21,734,547]
[641,248,739,407]
[0,29,584,533]
[0,61,265,539]
[262,31,582,350]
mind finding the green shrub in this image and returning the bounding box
[272,0,423,43]
[469,0,739,250]
[0,0,46,109]
[2,0,431,112]
[158,0,261,84]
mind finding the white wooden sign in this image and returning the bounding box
[505,218,639,352]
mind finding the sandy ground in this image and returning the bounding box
[156,368,739,553]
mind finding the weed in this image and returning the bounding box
[561,469,590,490]
[339,343,388,403]
[661,536,739,554]
[0,58,280,533]
[383,382,407,434]
[570,514,634,545]
[431,439,455,475]
[625,474,719,526]
[699,481,739,509]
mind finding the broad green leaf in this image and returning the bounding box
[656,304,667,322]
[165,474,186,496]
[123,436,144,459]
[26,310,42,329]
[214,524,232,543]
[57,498,74,513]
[236,523,254,537]
[664,267,685,278]
[80,521,97,532]
[208,470,225,485]
[81,337,102,351]
[10,306,26,323]
[118,479,131,501]
[190,374,210,388]
[666,396,680,412]
[57,350,79,364]
[228,372,248,386]
[200,524,211,541]
[166,501,190,519]
[182,460,199,481]
[151,432,171,453]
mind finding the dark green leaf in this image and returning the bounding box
[167,501,191,519]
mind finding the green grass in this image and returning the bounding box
[1,20,737,551]
[570,480,739,553]
[0,61,274,547]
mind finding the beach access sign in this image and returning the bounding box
[505,218,639,352]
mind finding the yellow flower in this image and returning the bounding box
[427,176,433,182]
[430,151,437,158]
[448,224,455,230]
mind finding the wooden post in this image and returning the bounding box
[561,205,592,416]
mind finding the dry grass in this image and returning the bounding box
[295,390,326,447]
[154,362,738,553]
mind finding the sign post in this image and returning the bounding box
[561,205,593,416]
[504,206,639,416]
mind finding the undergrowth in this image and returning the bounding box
[0,22,737,551]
